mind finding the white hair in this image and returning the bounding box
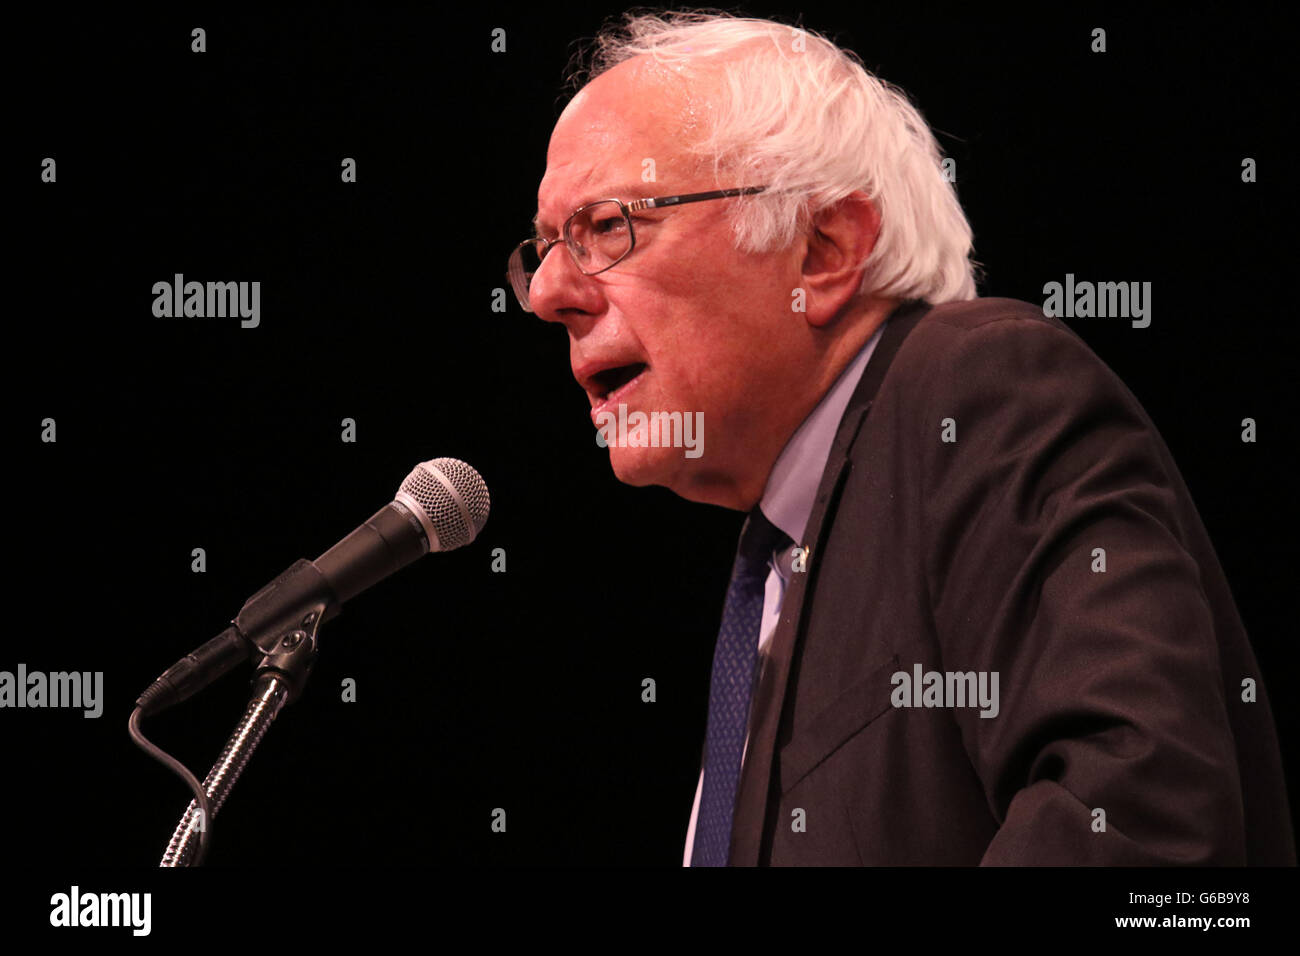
[571,11,980,303]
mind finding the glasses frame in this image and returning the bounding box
[508,186,768,312]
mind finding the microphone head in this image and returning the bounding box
[396,458,490,552]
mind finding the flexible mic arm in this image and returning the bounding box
[158,596,328,867]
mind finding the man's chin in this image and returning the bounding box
[606,446,747,509]
[606,445,679,489]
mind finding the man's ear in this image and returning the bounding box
[800,193,883,328]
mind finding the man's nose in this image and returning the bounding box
[529,243,604,327]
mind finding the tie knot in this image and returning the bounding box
[736,507,792,578]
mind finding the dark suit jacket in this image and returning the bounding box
[726,297,1295,865]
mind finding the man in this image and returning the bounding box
[508,11,1294,865]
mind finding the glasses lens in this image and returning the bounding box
[508,240,544,312]
[566,200,631,275]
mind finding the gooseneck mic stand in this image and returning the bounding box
[159,606,324,866]
[136,559,338,867]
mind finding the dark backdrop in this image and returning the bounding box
[9,2,1296,881]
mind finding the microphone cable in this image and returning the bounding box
[128,706,212,866]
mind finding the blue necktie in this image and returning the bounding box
[692,507,791,867]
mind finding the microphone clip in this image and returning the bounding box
[235,558,339,656]
[251,604,325,707]
[236,558,336,706]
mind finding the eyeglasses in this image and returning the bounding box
[507,186,767,312]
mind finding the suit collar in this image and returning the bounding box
[760,321,886,547]
[728,297,934,865]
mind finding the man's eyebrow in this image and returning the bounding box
[532,184,660,236]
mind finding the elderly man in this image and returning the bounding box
[508,12,1294,865]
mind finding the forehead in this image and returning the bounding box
[535,57,703,232]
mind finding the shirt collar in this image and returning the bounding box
[759,321,886,546]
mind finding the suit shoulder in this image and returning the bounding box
[892,296,1096,373]
[880,296,1152,422]
[920,296,1078,338]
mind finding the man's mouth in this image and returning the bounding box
[586,362,648,416]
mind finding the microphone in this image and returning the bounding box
[135,457,490,716]
[314,456,491,605]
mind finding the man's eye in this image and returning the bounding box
[592,216,628,234]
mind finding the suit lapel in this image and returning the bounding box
[728,298,933,865]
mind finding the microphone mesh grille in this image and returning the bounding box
[399,458,490,551]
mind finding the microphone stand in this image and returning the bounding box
[156,561,333,866]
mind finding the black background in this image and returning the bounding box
[6,0,1297,929]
